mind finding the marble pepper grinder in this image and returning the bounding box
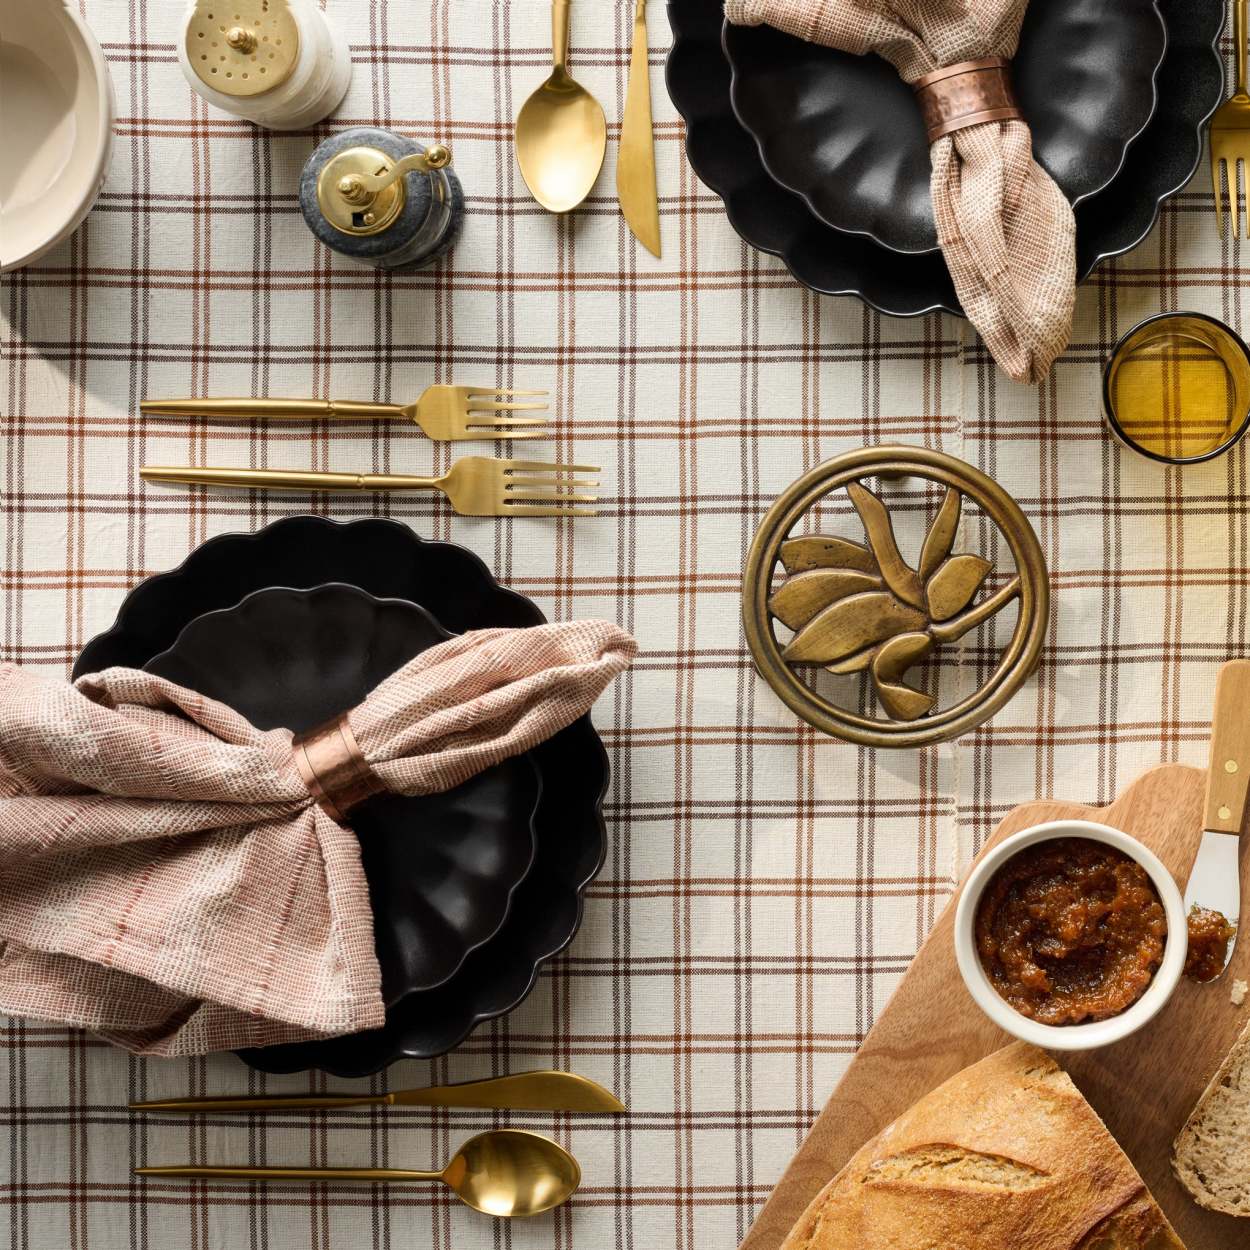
[299,128,465,270]
[178,0,351,130]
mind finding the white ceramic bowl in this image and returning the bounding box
[0,0,115,272]
[953,820,1187,1051]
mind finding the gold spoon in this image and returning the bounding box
[516,0,606,212]
[136,1128,580,1218]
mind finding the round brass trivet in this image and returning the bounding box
[742,446,1049,749]
[185,0,299,97]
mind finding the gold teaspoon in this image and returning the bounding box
[136,1129,580,1218]
[516,0,606,212]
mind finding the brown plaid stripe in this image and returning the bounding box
[1,2,1246,1248]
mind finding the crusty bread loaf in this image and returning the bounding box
[780,1042,1183,1250]
[1172,1016,1250,1217]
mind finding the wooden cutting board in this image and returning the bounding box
[739,764,1249,1250]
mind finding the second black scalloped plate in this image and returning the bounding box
[74,518,610,1074]
[667,0,1223,317]
[726,0,1167,255]
[144,584,541,1001]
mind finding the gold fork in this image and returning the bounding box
[1211,0,1250,237]
[140,386,549,442]
[140,457,600,517]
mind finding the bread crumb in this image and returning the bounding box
[1231,979,1247,1007]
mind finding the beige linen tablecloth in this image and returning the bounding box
[1,3,1245,1248]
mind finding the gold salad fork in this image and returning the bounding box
[140,457,600,517]
[141,386,549,442]
[1211,0,1250,237]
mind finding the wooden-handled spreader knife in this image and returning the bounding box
[1184,659,1250,977]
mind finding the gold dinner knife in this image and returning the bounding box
[129,1070,625,1114]
[617,0,660,256]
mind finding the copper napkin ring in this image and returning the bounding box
[293,713,386,824]
[912,56,1020,144]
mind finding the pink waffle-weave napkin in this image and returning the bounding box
[725,0,1075,383]
[0,620,635,1057]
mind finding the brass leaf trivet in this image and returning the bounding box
[743,446,1049,749]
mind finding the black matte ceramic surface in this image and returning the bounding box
[726,0,1166,254]
[666,0,1223,317]
[144,584,540,999]
[74,518,610,1074]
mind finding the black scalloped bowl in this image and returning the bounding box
[74,518,610,1074]
[725,0,1167,255]
[667,0,1223,316]
[144,584,541,1001]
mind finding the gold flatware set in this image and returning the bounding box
[142,386,551,442]
[139,1129,580,1217]
[516,0,660,255]
[142,457,599,517]
[141,387,601,517]
[618,0,661,256]
[132,1070,623,1216]
[515,0,607,214]
[129,1069,626,1114]
[1211,0,1250,236]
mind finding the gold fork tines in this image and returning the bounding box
[140,385,551,442]
[1211,0,1250,237]
[140,456,601,518]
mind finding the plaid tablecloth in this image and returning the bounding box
[1,2,1246,1248]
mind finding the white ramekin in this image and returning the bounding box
[953,819,1187,1052]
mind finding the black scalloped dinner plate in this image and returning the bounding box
[666,0,1223,317]
[144,584,541,1001]
[725,0,1166,254]
[74,518,610,1075]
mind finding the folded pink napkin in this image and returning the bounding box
[725,0,1075,383]
[0,620,635,1056]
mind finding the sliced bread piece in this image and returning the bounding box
[781,1042,1183,1249]
[1172,1016,1250,1217]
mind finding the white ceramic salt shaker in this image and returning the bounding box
[178,0,351,130]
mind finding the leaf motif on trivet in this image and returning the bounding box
[768,569,882,631]
[770,480,1020,722]
[783,592,926,664]
[779,535,877,575]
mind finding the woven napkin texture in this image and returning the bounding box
[725,0,1076,382]
[0,621,634,1057]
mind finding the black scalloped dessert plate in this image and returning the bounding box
[725,0,1166,254]
[144,584,541,1000]
[667,0,1223,316]
[74,518,610,1074]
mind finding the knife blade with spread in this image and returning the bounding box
[1183,658,1250,980]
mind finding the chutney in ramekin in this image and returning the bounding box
[974,837,1167,1026]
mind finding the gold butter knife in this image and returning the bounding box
[129,1070,625,1114]
[617,0,660,256]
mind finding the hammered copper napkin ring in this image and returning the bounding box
[294,713,385,823]
[912,56,1021,144]
[742,446,1049,750]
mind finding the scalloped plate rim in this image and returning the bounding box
[722,0,1168,256]
[665,0,1223,317]
[140,581,544,997]
[72,516,611,1074]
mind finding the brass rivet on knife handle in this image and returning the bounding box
[1203,660,1250,833]
[912,56,1021,144]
